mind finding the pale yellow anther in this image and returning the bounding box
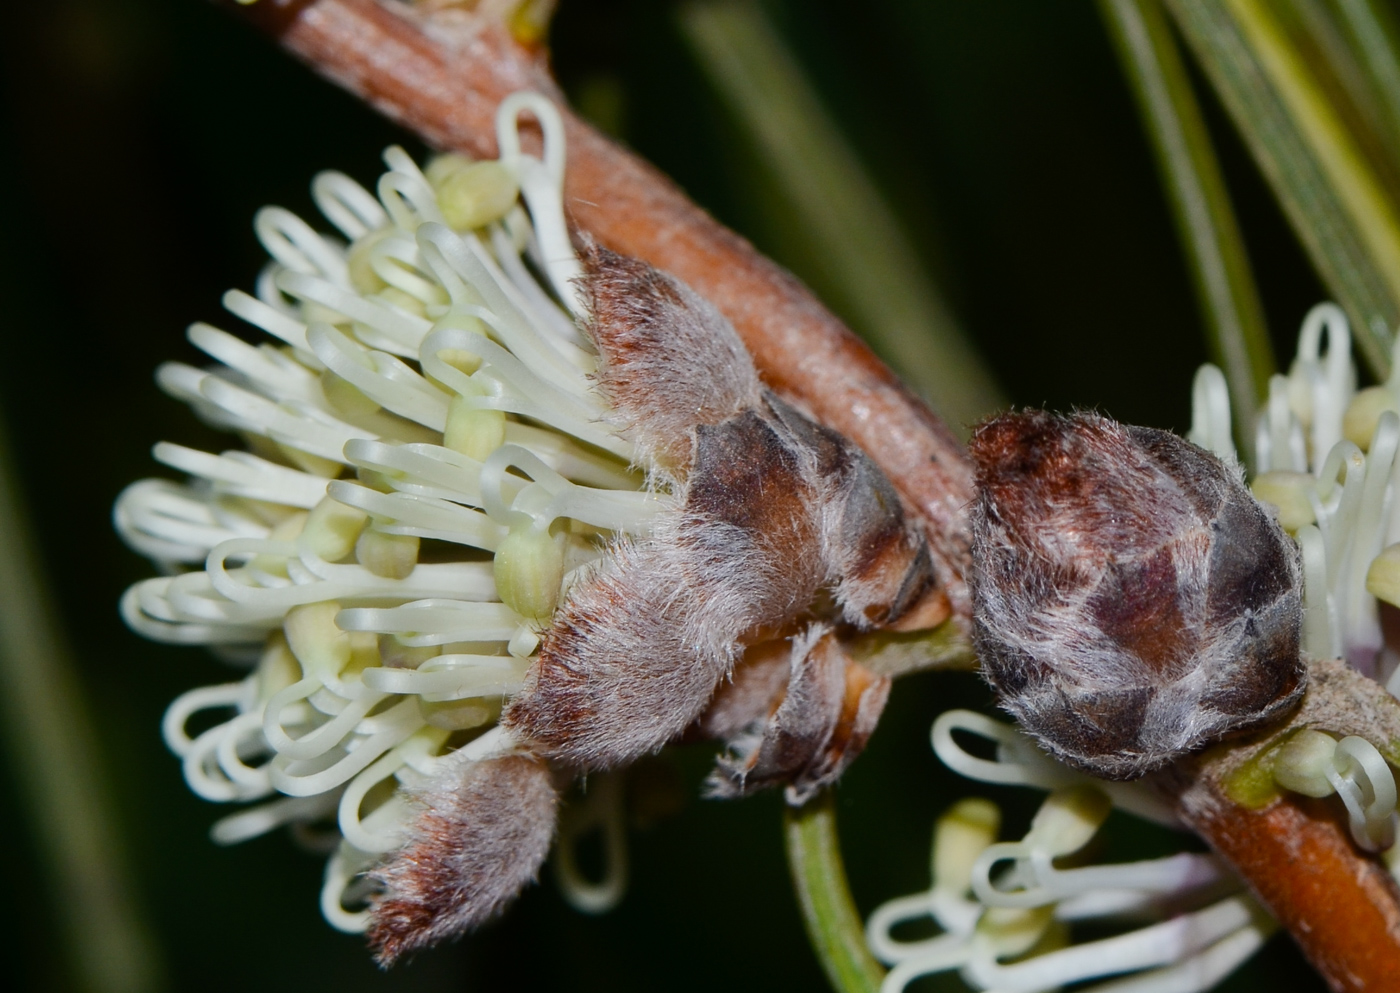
[932,797,1001,896]
[276,442,343,479]
[418,696,502,731]
[284,601,352,680]
[1024,785,1110,858]
[374,286,429,319]
[1345,386,1400,451]
[1251,470,1316,532]
[356,528,420,579]
[976,905,1055,959]
[494,524,566,623]
[377,634,438,669]
[321,368,383,421]
[251,510,309,577]
[346,227,392,295]
[444,392,507,460]
[436,160,520,231]
[345,631,381,679]
[254,633,301,704]
[302,496,369,562]
[424,152,474,189]
[301,299,352,328]
[1274,729,1339,798]
[1367,543,1400,608]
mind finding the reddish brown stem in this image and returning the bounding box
[222,0,975,617]
[1179,789,1400,992]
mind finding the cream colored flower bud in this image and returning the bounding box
[252,510,309,577]
[356,528,419,579]
[1367,542,1400,608]
[1251,470,1316,532]
[1274,728,1339,798]
[375,286,429,319]
[1344,385,1400,451]
[302,496,369,562]
[321,368,383,420]
[1024,785,1110,858]
[284,601,352,680]
[436,160,520,231]
[425,152,474,188]
[255,634,302,704]
[445,392,507,460]
[932,797,1000,896]
[419,696,501,731]
[977,905,1055,959]
[346,227,392,295]
[494,523,566,623]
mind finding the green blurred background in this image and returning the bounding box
[0,1,1344,990]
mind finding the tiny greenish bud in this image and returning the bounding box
[1219,739,1287,809]
[378,634,438,669]
[425,152,474,189]
[1367,543,1400,608]
[251,509,309,577]
[1344,386,1400,451]
[418,696,502,731]
[321,368,383,421]
[1274,728,1339,798]
[1024,785,1110,858]
[932,797,1000,896]
[255,634,301,704]
[357,528,419,579]
[276,441,343,479]
[1251,470,1316,532]
[976,905,1055,958]
[494,523,566,623]
[303,496,369,562]
[445,392,507,460]
[436,161,520,231]
[346,227,393,295]
[284,601,352,680]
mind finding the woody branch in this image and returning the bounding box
[216,0,1400,988]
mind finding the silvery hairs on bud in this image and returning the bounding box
[502,246,933,774]
[968,410,1305,780]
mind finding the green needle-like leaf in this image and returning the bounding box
[1100,0,1274,452]
[1167,0,1400,377]
[679,0,1005,432]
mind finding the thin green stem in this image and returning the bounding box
[1100,0,1274,454]
[0,412,163,993]
[678,0,1004,433]
[1166,0,1400,376]
[784,791,885,993]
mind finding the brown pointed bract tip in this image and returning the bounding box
[969,410,1304,779]
[369,755,558,965]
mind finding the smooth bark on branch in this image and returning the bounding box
[220,0,976,619]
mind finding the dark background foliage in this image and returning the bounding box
[0,1,1338,990]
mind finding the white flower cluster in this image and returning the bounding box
[866,710,1269,993]
[116,92,665,930]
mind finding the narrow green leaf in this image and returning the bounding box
[0,411,164,993]
[679,0,1005,432]
[1099,0,1274,451]
[1166,0,1400,376]
[784,791,885,993]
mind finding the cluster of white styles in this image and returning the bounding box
[117,93,649,929]
[866,308,1400,993]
